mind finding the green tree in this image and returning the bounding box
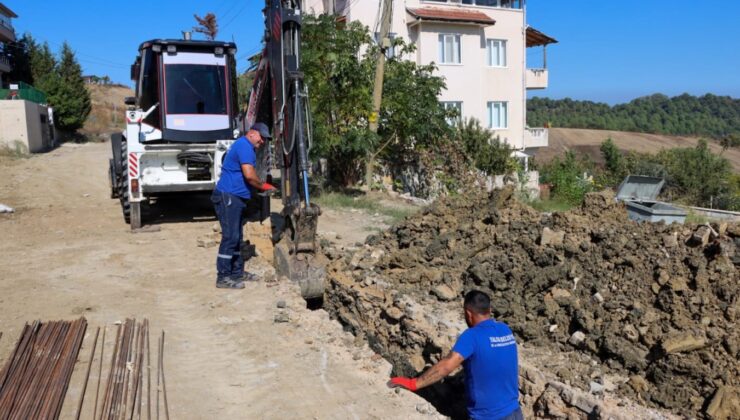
[301,14,451,187]
[50,42,91,132]
[6,33,35,85]
[29,41,59,97]
[658,139,732,206]
[599,137,626,185]
[301,14,376,185]
[455,118,516,175]
[540,151,595,204]
[720,133,740,152]
[527,94,740,140]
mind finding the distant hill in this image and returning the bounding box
[81,84,134,140]
[527,94,740,140]
[532,128,740,172]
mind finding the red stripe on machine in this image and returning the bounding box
[129,153,139,177]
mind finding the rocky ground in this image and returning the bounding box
[322,188,739,419]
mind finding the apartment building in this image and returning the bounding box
[303,0,556,152]
[0,2,17,83]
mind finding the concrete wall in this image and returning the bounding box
[0,100,53,153]
[302,0,531,149]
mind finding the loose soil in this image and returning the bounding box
[323,188,739,419]
[0,142,439,419]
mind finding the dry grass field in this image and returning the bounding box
[533,127,740,172]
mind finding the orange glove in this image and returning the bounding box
[260,182,277,192]
[387,377,417,391]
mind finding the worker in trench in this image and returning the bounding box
[389,290,523,420]
[210,123,277,289]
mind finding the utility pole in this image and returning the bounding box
[366,0,393,187]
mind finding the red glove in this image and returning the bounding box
[260,182,277,192]
[387,377,417,391]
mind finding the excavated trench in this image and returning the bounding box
[320,188,739,419]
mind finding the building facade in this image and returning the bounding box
[0,3,17,83]
[303,0,555,152]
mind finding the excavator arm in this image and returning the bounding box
[245,0,324,300]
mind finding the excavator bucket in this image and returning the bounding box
[273,203,325,300]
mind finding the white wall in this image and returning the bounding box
[0,100,52,153]
[301,0,529,149]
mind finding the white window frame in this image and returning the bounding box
[438,33,461,65]
[487,101,508,129]
[441,101,463,125]
[486,39,507,67]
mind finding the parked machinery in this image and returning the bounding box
[109,37,240,229]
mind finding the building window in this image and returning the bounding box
[441,101,463,125]
[487,39,507,67]
[487,101,508,129]
[438,34,461,64]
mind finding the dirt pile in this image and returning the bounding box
[323,188,739,418]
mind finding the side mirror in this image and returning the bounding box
[124,97,136,106]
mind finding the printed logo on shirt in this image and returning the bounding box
[489,334,516,348]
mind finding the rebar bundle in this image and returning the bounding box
[96,318,168,420]
[0,318,88,420]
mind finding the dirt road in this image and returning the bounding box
[0,142,439,419]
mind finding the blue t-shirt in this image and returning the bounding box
[452,319,520,420]
[216,137,256,199]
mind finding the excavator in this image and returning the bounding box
[242,0,325,301]
[113,0,324,300]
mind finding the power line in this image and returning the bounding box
[220,3,250,32]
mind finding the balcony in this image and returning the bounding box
[524,127,548,149]
[0,55,10,73]
[0,19,14,43]
[526,68,548,90]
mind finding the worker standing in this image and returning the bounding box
[211,123,276,289]
[389,290,522,420]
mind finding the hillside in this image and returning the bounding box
[533,128,740,172]
[80,84,134,140]
[527,94,740,139]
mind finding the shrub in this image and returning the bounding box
[455,118,518,176]
[540,151,595,204]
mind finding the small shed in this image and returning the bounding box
[616,175,687,224]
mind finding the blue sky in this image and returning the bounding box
[7,0,740,104]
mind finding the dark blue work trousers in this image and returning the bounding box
[211,189,247,281]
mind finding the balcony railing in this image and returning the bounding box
[0,20,14,43]
[524,127,548,148]
[0,55,10,73]
[526,68,548,90]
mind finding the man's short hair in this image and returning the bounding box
[464,290,491,315]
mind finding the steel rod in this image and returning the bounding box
[75,327,100,420]
[94,327,107,420]
[155,330,160,420]
[159,331,169,420]
[146,320,151,420]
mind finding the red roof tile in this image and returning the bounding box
[407,7,495,26]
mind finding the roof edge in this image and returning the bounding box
[407,7,496,26]
[0,3,18,18]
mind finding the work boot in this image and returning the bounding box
[231,272,259,282]
[216,278,245,289]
